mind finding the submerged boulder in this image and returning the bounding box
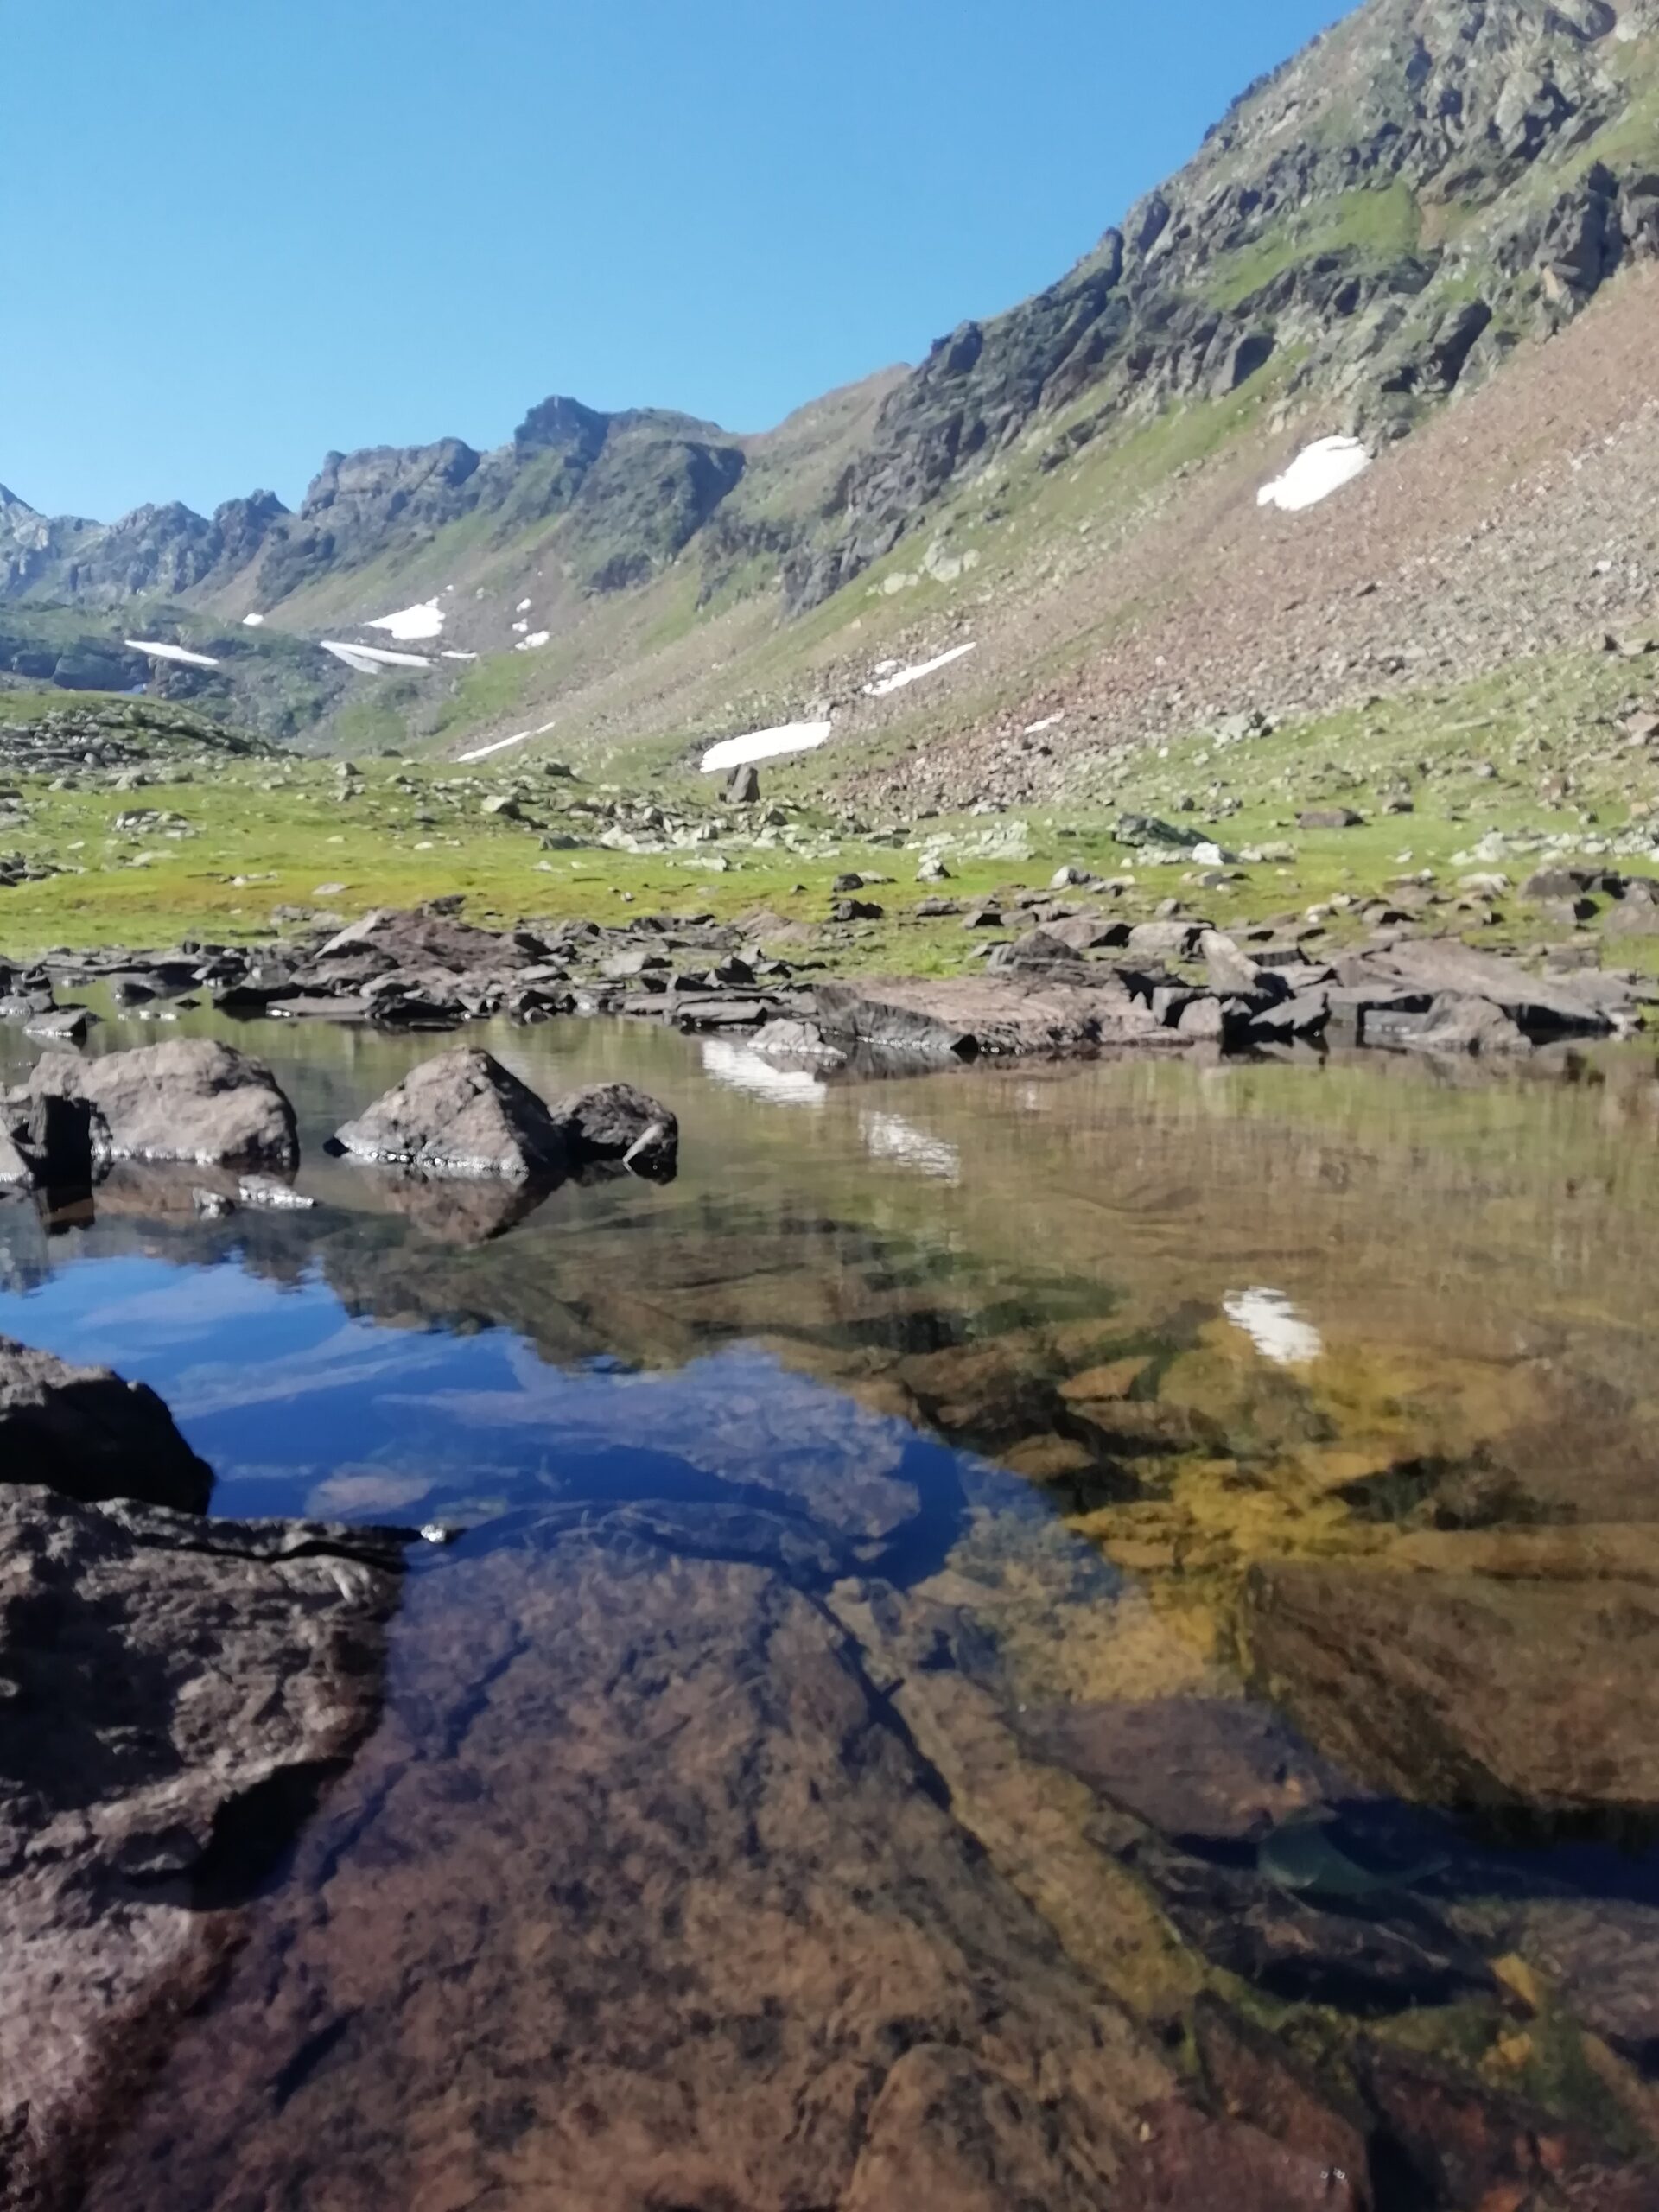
[24,1039,299,1171]
[0,1335,213,1513]
[334,1048,569,1182]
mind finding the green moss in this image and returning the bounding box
[1205,181,1422,311]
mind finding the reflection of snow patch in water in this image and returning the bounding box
[321,639,433,672]
[1224,1288,1324,1366]
[125,639,220,669]
[863,641,977,697]
[702,720,833,773]
[455,719,557,764]
[1257,437,1370,514]
[241,612,266,628]
[859,1110,961,1183]
[367,598,445,641]
[701,1039,827,1107]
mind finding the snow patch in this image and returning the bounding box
[367,598,445,642]
[321,639,434,673]
[454,718,558,764]
[863,641,977,698]
[1224,1287,1324,1367]
[1024,713,1065,736]
[1256,436,1370,514]
[441,649,479,662]
[124,639,220,669]
[241,612,266,629]
[701,720,834,774]
[514,631,550,652]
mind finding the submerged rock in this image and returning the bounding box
[0,1334,213,1512]
[0,1484,406,2212]
[24,1039,299,1171]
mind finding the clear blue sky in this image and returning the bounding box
[4,0,1348,523]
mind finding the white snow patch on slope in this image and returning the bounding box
[863,641,977,697]
[1224,1287,1324,1366]
[1256,436,1370,514]
[321,639,434,673]
[514,630,550,652]
[701,720,834,774]
[241,612,266,628]
[1024,713,1065,735]
[441,649,478,661]
[367,598,445,642]
[455,719,558,764]
[125,639,220,669]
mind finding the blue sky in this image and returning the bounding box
[3,0,1347,522]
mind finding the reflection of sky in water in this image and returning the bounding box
[0,1253,970,1549]
[858,1110,962,1183]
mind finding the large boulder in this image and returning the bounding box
[25,1039,299,1171]
[303,906,535,988]
[0,1485,406,2212]
[0,1336,213,1512]
[334,1049,570,1182]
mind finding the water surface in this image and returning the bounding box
[5,1008,1659,2202]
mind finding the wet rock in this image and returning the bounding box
[23,1006,94,1046]
[1355,2042,1653,2212]
[550,1079,679,1178]
[1192,1995,1371,2199]
[0,1092,102,1190]
[1244,1560,1659,1813]
[814,974,1179,1064]
[334,1048,569,1182]
[24,1039,299,1171]
[0,1336,213,1512]
[0,1485,405,2212]
[1365,990,1533,1055]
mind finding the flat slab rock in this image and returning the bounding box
[0,1334,213,1513]
[813,976,1185,1063]
[23,1039,299,1172]
[0,1484,406,2212]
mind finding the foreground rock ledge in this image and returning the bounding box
[0,1485,405,2212]
[0,1335,213,1514]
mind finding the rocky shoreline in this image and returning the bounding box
[5,892,1650,1090]
[0,1339,410,2212]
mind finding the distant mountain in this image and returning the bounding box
[3,0,1657,758]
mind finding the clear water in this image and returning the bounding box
[6,1005,1659,2203]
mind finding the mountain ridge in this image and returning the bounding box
[4,0,1658,771]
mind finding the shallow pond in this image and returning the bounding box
[6,1006,1659,2206]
